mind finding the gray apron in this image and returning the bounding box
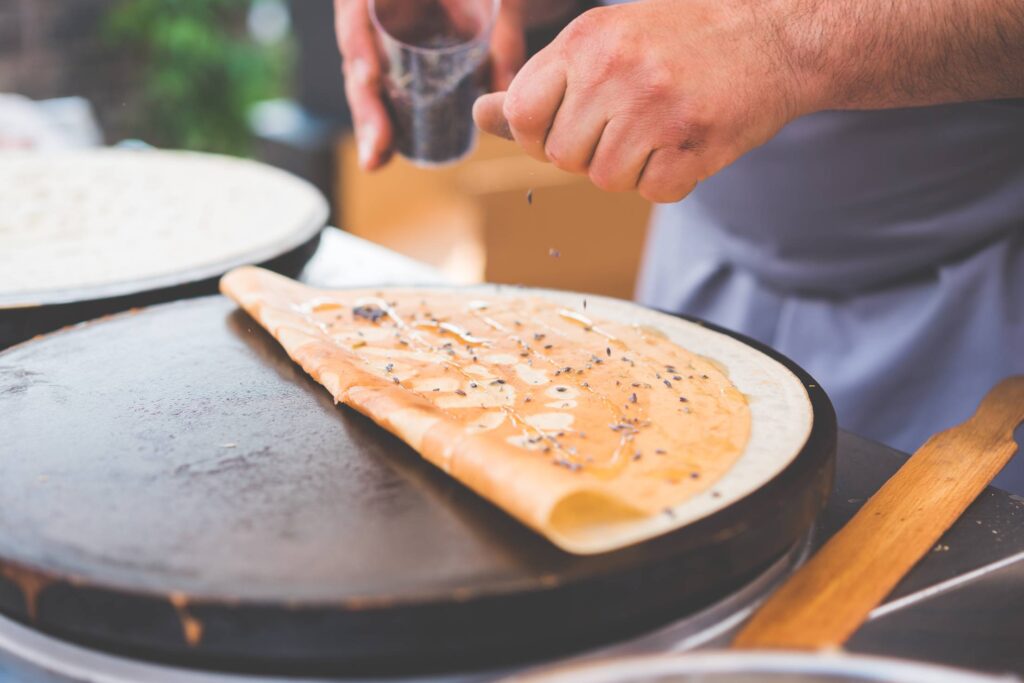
[637,102,1024,491]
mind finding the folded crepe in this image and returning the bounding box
[221,267,753,553]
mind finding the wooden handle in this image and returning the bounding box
[733,376,1024,650]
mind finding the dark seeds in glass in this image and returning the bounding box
[381,27,488,166]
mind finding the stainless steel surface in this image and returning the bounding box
[837,437,1024,677]
[508,652,1018,683]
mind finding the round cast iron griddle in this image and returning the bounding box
[0,296,836,675]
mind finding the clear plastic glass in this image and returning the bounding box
[369,0,500,167]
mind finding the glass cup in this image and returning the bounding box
[370,0,500,167]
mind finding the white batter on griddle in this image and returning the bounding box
[0,149,326,305]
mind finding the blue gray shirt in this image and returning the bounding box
[637,101,1024,490]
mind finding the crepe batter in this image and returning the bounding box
[0,149,325,304]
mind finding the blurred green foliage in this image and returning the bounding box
[105,0,292,155]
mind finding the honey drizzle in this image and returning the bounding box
[471,301,637,471]
[295,294,713,477]
[301,296,564,457]
[526,308,705,471]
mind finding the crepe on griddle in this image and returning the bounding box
[221,267,752,553]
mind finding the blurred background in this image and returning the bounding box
[0,0,651,298]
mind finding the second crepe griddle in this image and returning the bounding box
[0,296,835,674]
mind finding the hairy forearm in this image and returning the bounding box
[777,0,1024,112]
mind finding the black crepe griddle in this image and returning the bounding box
[0,295,836,675]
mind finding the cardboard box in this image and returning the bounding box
[337,133,651,298]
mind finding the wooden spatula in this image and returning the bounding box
[734,375,1024,650]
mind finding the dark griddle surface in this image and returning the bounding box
[0,296,835,674]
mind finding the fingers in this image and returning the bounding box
[502,49,567,162]
[588,118,701,201]
[587,117,652,192]
[335,0,393,170]
[473,92,513,140]
[543,91,607,174]
[636,148,700,203]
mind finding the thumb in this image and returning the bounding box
[473,91,512,140]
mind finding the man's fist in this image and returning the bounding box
[473,0,807,203]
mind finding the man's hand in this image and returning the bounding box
[334,0,526,171]
[475,0,1024,203]
[473,0,804,203]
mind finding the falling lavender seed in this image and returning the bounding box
[526,189,533,205]
[549,248,560,258]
